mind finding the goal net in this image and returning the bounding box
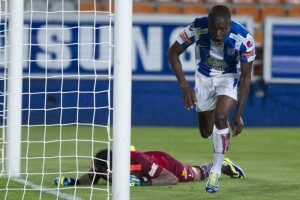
[0,0,132,199]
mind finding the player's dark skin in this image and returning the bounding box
[168,6,253,138]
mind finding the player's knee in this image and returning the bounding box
[214,114,228,128]
[198,127,213,138]
[200,132,211,138]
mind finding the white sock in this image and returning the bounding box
[210,125,229,176]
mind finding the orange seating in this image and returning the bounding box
[256,0,281,3]
[102,4,115,13]
[78,3,100,11]
[153,0,178,2]
[133,3,154,14]
[234,5,261,24]
[179,0,204,3]
[261,5,286,22]
[231,0,255,3]
[156,3,181,14]
[282,0,300,3]
[205,0,229,3]
[182,4,207,15]
[288,6,300,17]
[254,30,263,46]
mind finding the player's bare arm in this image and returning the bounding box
[77,173,93,185]
[231,61,253,136]
[168,41,197,109]
[151,168,178,186]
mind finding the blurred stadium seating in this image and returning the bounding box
[78,2,101,11]
[234,4,261,23]
[261,5,286,21]
[182,4,207,15]
[156,3,181,14]
[133,3,155,14]
[231,0,256,3]
[287,5,300,17]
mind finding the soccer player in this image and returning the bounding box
[54,149,245,187]
[167,5,255,193]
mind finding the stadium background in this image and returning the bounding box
[18,0,300,127]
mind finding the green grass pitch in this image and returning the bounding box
[1,127,300,200]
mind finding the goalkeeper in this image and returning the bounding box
[54,149,245,186]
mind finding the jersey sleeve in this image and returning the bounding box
[131,153,163,179]
[176,20,196,49]
[240,34,256,63]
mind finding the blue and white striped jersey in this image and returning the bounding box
[176,17,256,78]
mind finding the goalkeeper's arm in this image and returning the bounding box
[151,168,178,186]
[130,168,178,186]
[54,173,100,186]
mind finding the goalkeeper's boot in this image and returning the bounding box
[205,172,220,193]
[223,158,245,179]
[54,176,76,186]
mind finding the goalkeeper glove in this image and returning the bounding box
[130,175,141,186]
[54,176,76,186]
[130,175,152,186]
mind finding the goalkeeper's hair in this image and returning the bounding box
[94,149,112,174]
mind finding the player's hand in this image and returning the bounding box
[130,175,141,186]
[130,175,152,186]
[231,116,244,137]
[54,176,76,186]
[181,84,197,110]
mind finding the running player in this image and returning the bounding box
[54,149,245,186]
[168,5,255,193]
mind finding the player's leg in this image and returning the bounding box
[205,96,236,193]
[212,94,236,154]
[211,96,236,171]
[206,76,238,193]
[210,76,239,173]
[197,110,215,138]
[194,71,216,138]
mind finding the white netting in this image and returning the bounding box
[0,0,114,199]
[0,0,8,176]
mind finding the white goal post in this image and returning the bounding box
[112,0,132,199]
[0,0,132,200]
[6,0,24,178]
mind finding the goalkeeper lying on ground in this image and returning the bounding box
[54,149,245,186]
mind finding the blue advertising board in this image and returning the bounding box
[264,17,300,83]
[1,14,253,81]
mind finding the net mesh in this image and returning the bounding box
[0,0,114,199]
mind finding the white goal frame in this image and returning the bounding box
[112,0,132,200]
[6,0,24,178]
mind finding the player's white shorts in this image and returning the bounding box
[194,71,239,112]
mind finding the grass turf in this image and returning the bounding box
[0,127,299,200]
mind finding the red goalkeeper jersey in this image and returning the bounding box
[130,151,196,182]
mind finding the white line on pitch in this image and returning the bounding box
[11,177,81,200]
